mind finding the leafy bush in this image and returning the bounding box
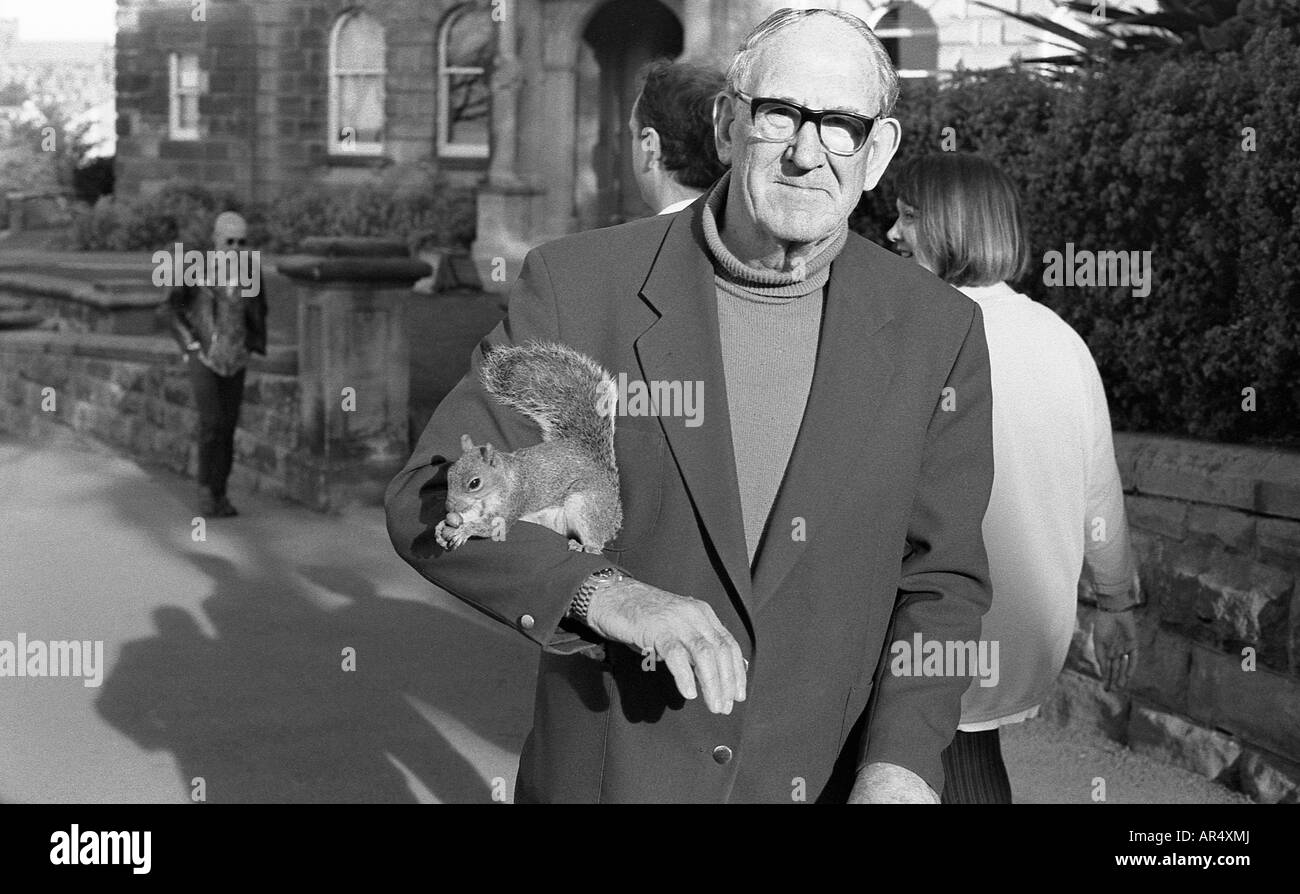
[71,170,477,255]
[854,24,1300,446]
[70,179,243,251]
[247,170,476,254]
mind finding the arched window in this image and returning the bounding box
[870,2,939,79]
[438,3,493,159]
[329,10,386,155]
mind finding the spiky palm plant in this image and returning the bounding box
[975,0,1300,65]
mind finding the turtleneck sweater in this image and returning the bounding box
[700,172,849,564]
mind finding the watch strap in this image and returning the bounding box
[569,567,622,622]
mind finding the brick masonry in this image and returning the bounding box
[0,331,306,506]
[1041,433,1300,803]
[114,0,479,202]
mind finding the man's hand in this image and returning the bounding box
[585,579,747,714]
[848,761,940,804]
[1093,609,1139,692]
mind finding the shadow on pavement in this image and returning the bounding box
[92,470,534,803]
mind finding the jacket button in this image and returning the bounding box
[712,745,733,765]
[519,614,535,630]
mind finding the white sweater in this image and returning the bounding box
[957,281,1136,729]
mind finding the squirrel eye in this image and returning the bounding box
[468,477,481,491]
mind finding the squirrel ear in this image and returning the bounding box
[483,442,497,465]
[460,434,475,454]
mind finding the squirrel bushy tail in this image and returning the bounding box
[479,342,618,471]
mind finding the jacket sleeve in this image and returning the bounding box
[859,302,996,794]
[167,285,197,352]
[246,286,269,356]
[384,249,621,653]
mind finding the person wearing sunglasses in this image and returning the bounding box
[388,8,995,804]
[167,211,268,518]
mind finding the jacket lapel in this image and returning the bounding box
[634,208,754,610]
[749,243,897,607]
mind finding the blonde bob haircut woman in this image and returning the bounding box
[893,152,1031,288]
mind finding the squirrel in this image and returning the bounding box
[434,342,623,554]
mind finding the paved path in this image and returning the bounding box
[0,432,1247,804]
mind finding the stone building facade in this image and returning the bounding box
[114,0,1055,284]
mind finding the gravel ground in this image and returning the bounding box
[1003,718,1250,804]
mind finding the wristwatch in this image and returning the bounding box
[568,568,624,622]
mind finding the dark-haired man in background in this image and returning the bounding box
[629,60,728,215]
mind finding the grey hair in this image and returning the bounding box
[725,7,900,116]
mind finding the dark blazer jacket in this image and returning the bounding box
[385,200,995,803]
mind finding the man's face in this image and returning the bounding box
[212,213,249,251]
[715,19,900,245]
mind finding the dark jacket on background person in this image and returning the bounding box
[167,283,268,364]
[385,198,995,803]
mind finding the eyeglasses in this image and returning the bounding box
[222,237,248,247]
[731,89,879,157]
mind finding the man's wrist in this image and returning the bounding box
[567,568,626,624]
[851,761,940,804]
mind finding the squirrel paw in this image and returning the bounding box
[435,519,472,551]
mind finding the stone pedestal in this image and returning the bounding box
[471,183,553,293]
[277,237,430,509]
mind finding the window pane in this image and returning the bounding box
[177,53,200,89]
[445,7,493,70]
[180,94,199,130]
[337,12,385,70]
[447,71,489,145]
[337,73,385,144]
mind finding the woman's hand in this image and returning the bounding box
[1093,609,1139,692]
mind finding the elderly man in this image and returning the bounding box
[628,59,728,215]
[167,211,267,517]
[386,8,994,803]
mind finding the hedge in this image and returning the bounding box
[853,25,1300,447]
[70,169,476,255]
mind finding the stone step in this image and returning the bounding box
[0,309,45,329]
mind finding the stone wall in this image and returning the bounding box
[1042,433,1300,803]
[0,272,165,336]
[0,330,309,505]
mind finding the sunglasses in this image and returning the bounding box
[222,237,248,247]
[732,89,879,157]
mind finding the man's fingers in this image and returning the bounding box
[727,635,748,702]
[662,647,697,702]
[713,632,738,712]
[717,626,748,701]
[687,605,737,712]
[687,635,728,714]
